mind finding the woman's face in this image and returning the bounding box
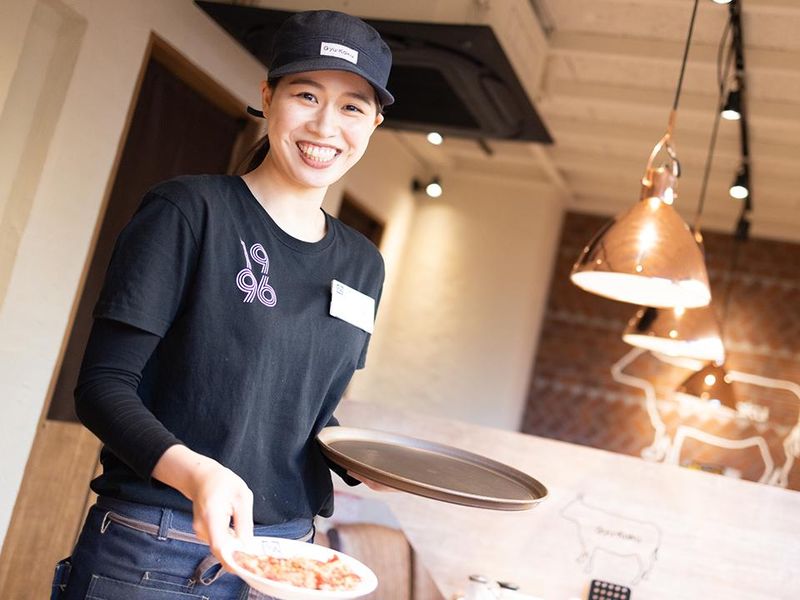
[260,70,384,190]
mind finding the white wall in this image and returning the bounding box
[349,172,564,430]
[0,0,86,307]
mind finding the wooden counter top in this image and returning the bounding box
[333,400,800,599]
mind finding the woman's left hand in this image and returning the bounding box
[347,471,395,492]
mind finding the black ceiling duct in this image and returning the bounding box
[195,2,552,143]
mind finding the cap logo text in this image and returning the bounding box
[320,42,358,65]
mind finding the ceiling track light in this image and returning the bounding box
[412,177,442,198]
[721,89,741,120]
[728,1,754,215]
[570,0,711,309]
[729,164,749,199]
[426,131,443,145]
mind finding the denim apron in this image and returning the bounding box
[51,496,314,600]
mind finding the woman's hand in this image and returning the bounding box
[347,470,395,493]
[153,445,253,568]
[186,458,254,564]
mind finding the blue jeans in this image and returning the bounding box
[51,497,314,600]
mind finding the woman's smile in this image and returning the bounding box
[296,141,342,168]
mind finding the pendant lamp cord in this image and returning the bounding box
[692,86,724,233]
[667,0,700,136]
[693,20,735,232]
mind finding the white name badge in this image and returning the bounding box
[330,279,375,334]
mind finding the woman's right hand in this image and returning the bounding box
[152,444,254,568]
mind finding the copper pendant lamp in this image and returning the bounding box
[623,306,725,363]
[621,19,733,361]
[570,0,711,309]
[675,362,736,411]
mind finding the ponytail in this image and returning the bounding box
[236,134,270,175]
[235,79,279,175]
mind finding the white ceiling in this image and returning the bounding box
[229,0,800,242]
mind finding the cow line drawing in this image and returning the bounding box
[560,494,661,585]
[612,347,800,488]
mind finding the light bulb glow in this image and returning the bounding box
[627,335,725,363]
[426,182,443,198]
[721,109,741,121]
[426,132,444,145]
[729,184,749,199]
[704,374,717,386]
[571,272,711,309]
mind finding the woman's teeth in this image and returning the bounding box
[298,143,338,162]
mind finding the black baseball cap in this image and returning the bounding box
[247,10,393,118]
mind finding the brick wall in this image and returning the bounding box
[521,211,800,489]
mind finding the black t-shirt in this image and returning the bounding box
[90,174,384,523]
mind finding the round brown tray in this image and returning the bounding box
[317,426,548,511]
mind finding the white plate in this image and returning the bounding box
[221,535,378,600]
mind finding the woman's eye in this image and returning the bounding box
[298,92,317,102]
[344,104,364,114]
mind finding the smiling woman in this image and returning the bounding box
[53,9,395,600]
[247,70,384,200]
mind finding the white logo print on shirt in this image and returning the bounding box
[236,240,277,307]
